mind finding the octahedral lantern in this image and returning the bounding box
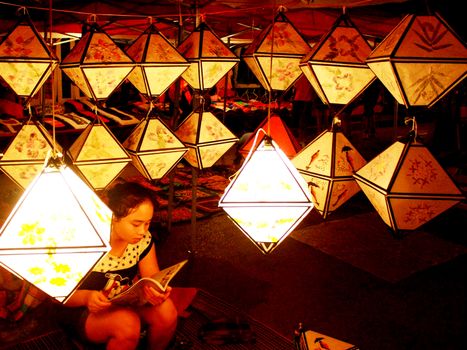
[0,10,58,103]
[242,7,310,92]
[123,115,188,180]
[353,119,465,232]
[292,118,367,219]
[67,121,131,190]
[239,114,301,159]
[219,135,314,254]
[300,11,376,106]
[60,19,135,101]
[0,156,112,302]
[125,20,189,100]
[0,119,63,189]
[175,110,238,169]
[177,20,240,91]
[366,13,467,108]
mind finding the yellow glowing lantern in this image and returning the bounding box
[219,134,314,254]
[0,156,112,302]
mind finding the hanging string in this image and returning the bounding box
[48,0,57,157]
[266,3,276,137]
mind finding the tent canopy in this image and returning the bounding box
[0,0,463,45]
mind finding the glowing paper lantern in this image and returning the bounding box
[239,114,301,159]
[125,21,189,100]
[292,121,367,219]
[0,157,112,302]
[175,110,238,169]
[366,13,467,108]
[0,11,58,102]
[242,8,311,91]
[67,121,131,190]
[177,20,240,91]
[353,124,465,232]
[123,115,188,180]
[300,12,376,105]
[219,136,314,254]
[0,120,63,189]
[60,20,135,101]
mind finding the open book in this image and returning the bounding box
[110,259,188,306]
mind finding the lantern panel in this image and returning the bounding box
[201,61,238,90]
[395,62,466,106]
[328,179,362,213]
[299,173,330,213]
[82,67,135,100]
[366,61,404,105]
[0,252,106,303]
[334,132,367,175]
[61,67,93,98]
[356,179,391,226]
[256,56,304,91]
[75,162,128,190]
[132,150,187,180]
[198,141,237,168]
[0,62,53,97]
[390,197,461,231]
[0,163,42,189]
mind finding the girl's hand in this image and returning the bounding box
[86,290,112,313]
[143,285,171,306]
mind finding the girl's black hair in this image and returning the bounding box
[105,181,157,219]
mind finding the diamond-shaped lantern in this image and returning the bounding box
[353,119,465,232]
[0,120,63,189]
[123,115,188,180]
[67,121,131,190]
[239,114,301,159]
[219,136,314,254]
[0,11,58,103]
[300,11,376,105]
[366,13,467,108]
[125,20,190,100]
[292,118,367,219]
[242,7,311,92]
[177,20,240,91]
[0,156,112,302]
[60,19,135,101]
[175,110,238,169]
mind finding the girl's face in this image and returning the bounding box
[112,199,154,244]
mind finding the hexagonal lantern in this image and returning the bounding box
[353,119,465,233]
[67,121,131,190]
[0,156,112,303]
[0,10,58,103]
[242,7,311,92]
[300,11,376,105]
[219,136,314,254]
[366,13,467,108]
[125,20,189,100]
[292,118,367,219]
[0,120,63,189]
[123,115,188,181]
[177,19,240,91]
[60,19,135,101]
[175,110,238,169]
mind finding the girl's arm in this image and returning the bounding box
[138,243,160,278]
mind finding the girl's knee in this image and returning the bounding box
[112,309,142,340]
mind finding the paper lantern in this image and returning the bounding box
[353,121,465,232]
[67,121,131,190]
[0,120,63,189]
[239,114,301,159]
[0,11,58,102]
[60,19,135,101]
[175,110,238,169]
[219,136,314,254]
[300,11,376,105]
[366,13,467,108]
[123,115,188,180]
[177,20,239,91]
[242,8,311,91]
[292,120,367,219]
[125,21,189,100]
[0,156,112,302]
